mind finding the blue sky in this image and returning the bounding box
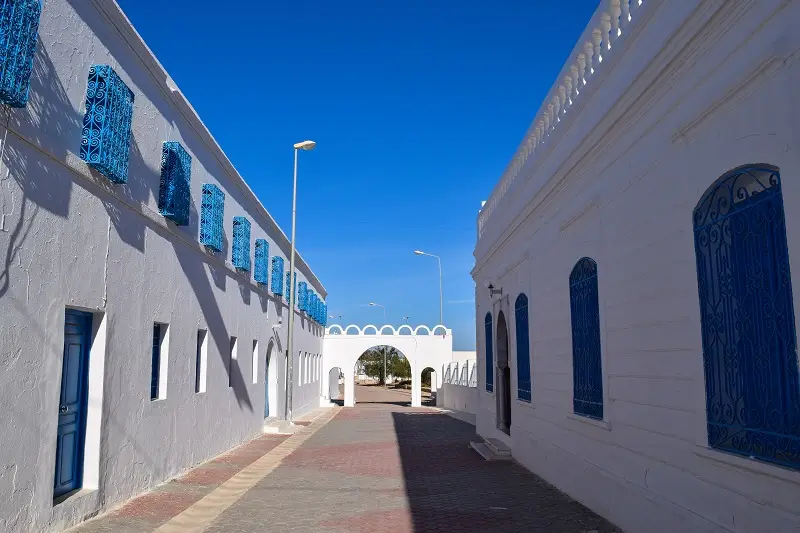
[117,0,599,350]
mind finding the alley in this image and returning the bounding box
[70,386,618,533]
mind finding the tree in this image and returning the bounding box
[358,346,409,385]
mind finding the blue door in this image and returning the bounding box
[264,352,270,417]
[54,310,92,498]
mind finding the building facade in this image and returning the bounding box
[0,1,327,531]
[473,1,800,532]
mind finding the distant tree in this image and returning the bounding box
[358,346,409,384]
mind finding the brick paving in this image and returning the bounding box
[70,386,620,533]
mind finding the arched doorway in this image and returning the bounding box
[421,366,437,406]
[496,311,511,434]
[327,366,343,404]
[264,340,278,418]
[353,346,411,404]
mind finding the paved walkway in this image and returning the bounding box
[70,386,619,533]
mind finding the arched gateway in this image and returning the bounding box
[322,324,453,407]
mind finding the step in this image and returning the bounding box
[469,441,512,461]
[485,438,512,457]
[263,420,302,435]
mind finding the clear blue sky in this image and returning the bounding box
[116,0,599,350]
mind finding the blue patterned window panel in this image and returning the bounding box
[693,166,800,470]
[232,217,251,272]
[271,256,284,296]
[569,257,603,420]
[199,184,224,252]
[158,142,191,226]
[309,292,316,322]
[484,313,493,392]
[254,239,269,285]
[0,0,41,107]
[298,282,308,312]
[323,302,328,326]
[80,65,134,184]
[515,294,531,402]
[285,271,294,303]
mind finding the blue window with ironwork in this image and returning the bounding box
[232,217,251,272]
[569,257,603,420]
[693,165,800,470]
[485,312,493,392]
[80,65,134,184]
[271,256,284,295]
[158,142,191,226]
[323,302,327,326]
[515,294,531,402]
[254,239,269,285]
[199,184,224,252]
[0,0,41,108]
[298,281,308,312]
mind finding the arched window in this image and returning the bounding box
[569,257,603,420]
[484,312,494,392]
[694,165,799,469]
[515,294,531,402]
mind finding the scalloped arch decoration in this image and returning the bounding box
[343,325,361,335]
[362,325,379,336]
[431,325,447,336]
[414,325,432,335]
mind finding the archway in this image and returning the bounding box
[496,311,511,434]
[264,340,278,418]
[352,346,411,405]
[421,366,437,406]
[327,366,343,404]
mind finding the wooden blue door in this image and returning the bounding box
[54,310,92,498]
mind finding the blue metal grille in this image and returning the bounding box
[322,302,327,326]
[151,324,161,401]
[515,294,531,402]
[80,65,134,184]
[254,239,269,285]
[199,184,224,251]
[271,256,284,295]
[308,292,316,321]
[158,141,191,226]
[0,0,40,108]
[485,313,493,392]
[232,217,251,272]
[569,257,603,420]
[298,282,308,312]
[693,166,800,469]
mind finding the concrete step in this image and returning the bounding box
[485,438,512,457]
[469,441,512,461]
[263,420,302,435]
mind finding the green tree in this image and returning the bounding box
[358,346,409,385]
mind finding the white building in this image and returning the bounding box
[0,1,326,532]
[473,1,800,532]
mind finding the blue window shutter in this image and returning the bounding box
[151,324,161,400]
[298,282,307,311]
[515,294,531,402]
[693,166,800,469]
[485,313,493,392]
[322,302,327,326]
[569,257,603,420]
[254,239,269,285]
[232,217,251,272]
[0,0,41,107]
[80,65,134,184]
[158,141,191,226]
[271,256,284,295]
[199,184,224,251]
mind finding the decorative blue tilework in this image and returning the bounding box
[0,0,41,108]
[158,141,191,226]
[199,184,224,252]
[232,217,251,272]
[254,239,269,285]
[298,282,308,312]
[80,65,134,184]
[271,256,284,296]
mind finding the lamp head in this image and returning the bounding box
[293,140,316,151]
[413,250,424,255]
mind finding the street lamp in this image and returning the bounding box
[368,302,387,387]
[413,250,443,326]
[285,139,316,424]
[403,315,409,324]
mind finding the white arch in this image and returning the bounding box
[431,325,447,336]
[344,324,361,335]
[327,324,344,335]
[414,325,432,335]
[379,325,396,335]
[397,325,413,335]
[362,325,379,335]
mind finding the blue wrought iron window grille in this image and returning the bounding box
[515,294,531,402]
[485,313,493,393]
[199,184,224,252]
[285,272,296,303]
[271,256,284,296]
[322,303,327,327]
[80,65,134,184]
[254,239,269,285]
[693,165,800,470]
[158,141,191,226]
[298,282,308,312]
[309,292,317,323]
[569,257,603,420]
[232,217,251,272]
[0,0,41,108]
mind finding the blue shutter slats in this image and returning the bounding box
[0,0,41,108]
[199,184,224,251]
[569,257,603,420]
[271,256,284,295]
[232,217,251,272]
[515,294,531,402]
[158,141,191,226]
[254,239,269,285]
[298,282,307,311]
[80,65,134,184]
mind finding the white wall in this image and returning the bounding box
[473,1,800,532]
[0,1,326,532]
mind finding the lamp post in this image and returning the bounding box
[414,250,443,326]
[285,140,316,424]
[403,315,409,324]
[369,302,387,387]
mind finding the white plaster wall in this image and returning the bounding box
[0,1,326,532]
[437,384,478,415]
[473,1,800,532]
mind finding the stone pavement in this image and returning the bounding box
[70,385,620,533]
